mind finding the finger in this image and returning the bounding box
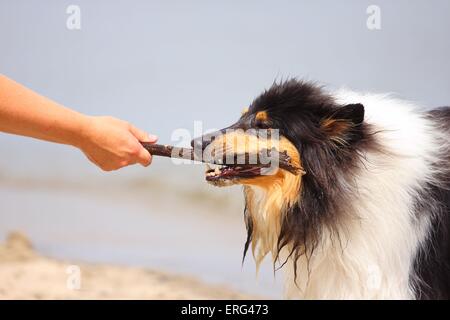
[137,146,152,167]
[147,134,158,143]
[130,125,158,143]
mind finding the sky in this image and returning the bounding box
[0,0,449,177]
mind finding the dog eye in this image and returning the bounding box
[253,111,270,128]
[254,120,269,129]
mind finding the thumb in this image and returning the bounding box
[137,146,152,167]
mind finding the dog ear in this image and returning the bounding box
[332,103,364,125]
[321,103,365,144]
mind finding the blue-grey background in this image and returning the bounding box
[0,0,449,298]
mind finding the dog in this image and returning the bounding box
[191,79,450,299]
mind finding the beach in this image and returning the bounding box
[0,231,258,299]
[0,165,282,299]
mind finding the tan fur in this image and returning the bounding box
[255,111,269,122]
[242,164,301,267]
[205,131,303,269]
[321,118,352,145]
[205,130,293,160]
[240,137,302,268]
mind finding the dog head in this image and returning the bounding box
[191,79,370,270]
[191,79,365,189]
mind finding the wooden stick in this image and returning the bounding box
[141,143,304,175]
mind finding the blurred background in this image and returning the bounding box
[0,0,449,298]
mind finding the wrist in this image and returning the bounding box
[70,114,95,150]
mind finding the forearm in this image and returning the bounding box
[0,74,89,147]
[0,74,156,171]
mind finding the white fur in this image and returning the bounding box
[273,90,445,299]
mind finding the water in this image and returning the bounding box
[0,176,283,298]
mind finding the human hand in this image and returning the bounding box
[77,116,157,171]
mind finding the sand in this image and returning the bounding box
[0,232,257,300]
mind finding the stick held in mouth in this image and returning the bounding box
[140,142,305,175]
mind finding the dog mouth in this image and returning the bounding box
[205,164,262,181]
[199,133,303,186]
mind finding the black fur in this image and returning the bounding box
[237,80,381,279]
[241,83,450,298]
[413,107,450,299]
[199,79,450,299]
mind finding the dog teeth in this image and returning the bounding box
[205,163,232,178]
[205,165,223,177]
[206,167,224,177]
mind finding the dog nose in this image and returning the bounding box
[190,136,208,150]
[191,136,213,159]
[191,129,225,155]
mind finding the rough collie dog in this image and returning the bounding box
[191,79,450,299]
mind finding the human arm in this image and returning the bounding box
[0,74,157,171]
